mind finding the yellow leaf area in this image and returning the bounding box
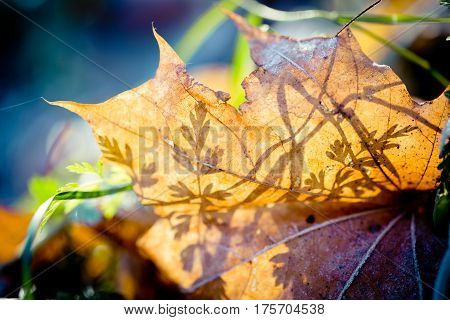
[50,13,448,299]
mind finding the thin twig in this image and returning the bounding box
[335,0,381,36]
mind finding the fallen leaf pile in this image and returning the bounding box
[0,206,180,299]
[50,13,449,299]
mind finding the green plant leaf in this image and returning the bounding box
[433,99,449,229]
[100,192,125,219]
[28,176,59,207]
[445,90,450,99]
[66,161,103,176]
[230,13,262,106]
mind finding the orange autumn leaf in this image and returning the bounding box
[0,207,32,264]
[50,13,449,299]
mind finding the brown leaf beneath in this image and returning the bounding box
[137,196,446,299]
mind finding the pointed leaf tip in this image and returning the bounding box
[45,99,94,114]
[152,24,184,67]
[227,11,265,40]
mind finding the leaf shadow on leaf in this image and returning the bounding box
[167,47,446,298]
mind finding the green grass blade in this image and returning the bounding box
[230,14,261,107]
[338,14,450,24]
[54,184,132,201]
[176,0,241,62]
[353,23,449,87]
[20,183,132,299]
[21,196,55,299]
[235,0,450,24]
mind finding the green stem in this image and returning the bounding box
[235,0,450,24]
[20,184,132,299]
[54,184,132,200]
[21,197,55,300]
[230,14,262,106]
[176,0,241,62]
[352,23,449,87]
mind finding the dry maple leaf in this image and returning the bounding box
[49,13,449,299]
